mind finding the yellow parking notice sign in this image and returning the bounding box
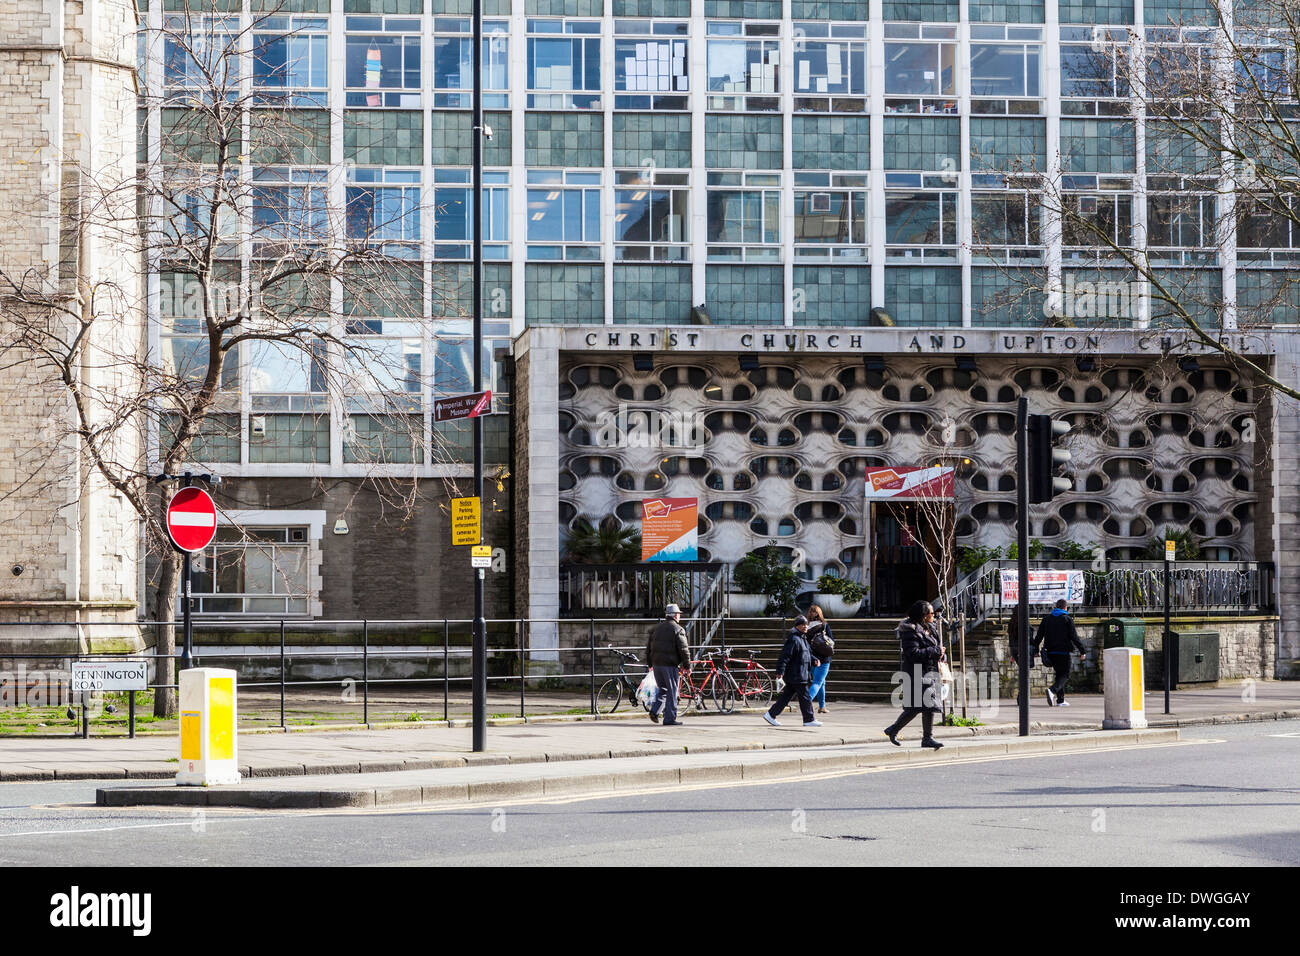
[472,545,491,568]
[452,497,481,545]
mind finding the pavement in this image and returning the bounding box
[0,680,1294,790]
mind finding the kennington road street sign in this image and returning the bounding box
[71,660,149,693]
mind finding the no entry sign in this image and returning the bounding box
[166,487,218,553]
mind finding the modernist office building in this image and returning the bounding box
[6,0,1295,674]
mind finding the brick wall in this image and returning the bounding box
[165,477,514,621]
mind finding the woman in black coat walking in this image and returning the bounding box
[883,599,945,749]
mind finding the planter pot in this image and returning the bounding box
[728,593,769,617]
[813,594,862,619]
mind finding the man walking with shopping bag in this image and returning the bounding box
[645,603,690,725]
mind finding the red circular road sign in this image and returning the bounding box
[166,487,218,553]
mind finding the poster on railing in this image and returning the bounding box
[642,497,698,562]
[999,568,1085,604]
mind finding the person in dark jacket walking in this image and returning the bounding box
[762,616,822,728]
[645,603,691,725]
[1032,599,1086,706]
[1007,603,1023,667]
[883,600,945,749]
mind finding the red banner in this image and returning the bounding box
[863,466,956,500]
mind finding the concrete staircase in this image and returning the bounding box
[718,617,904,703]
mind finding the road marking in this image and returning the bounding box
[358,738,1219,813]
[11,739,1213,826]
[0,809,297,838]
[1266,732,1300,738]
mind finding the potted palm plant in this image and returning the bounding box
[565,517,640,609]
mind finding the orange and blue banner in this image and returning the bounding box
[642,497,698,562]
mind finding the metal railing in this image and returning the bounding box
[0,616,781,737]
[934,558,1276,635]
[559,562,727,617]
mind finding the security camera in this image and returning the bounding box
[483,124,493,140]
[10,565,22,577]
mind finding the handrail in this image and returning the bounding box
[685,565,729,658]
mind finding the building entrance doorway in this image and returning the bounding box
[870,501,952,616]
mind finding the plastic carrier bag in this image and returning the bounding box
[636,670,658,707]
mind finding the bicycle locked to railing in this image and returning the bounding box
[596,643,776,716]
[595,645,653,715]
[677,647,774,714]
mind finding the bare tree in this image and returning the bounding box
[0,2,478,715]
[911,421,966,628]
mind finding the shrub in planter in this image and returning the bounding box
[813,574,866,617]
[815,574,865,604]
[731,546,800,616]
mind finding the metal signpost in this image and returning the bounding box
[1164,538,1174,714]
[165,481,218,671]
[472,0,488,753]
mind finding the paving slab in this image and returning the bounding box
[4,683,1291,784]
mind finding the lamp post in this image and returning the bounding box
[471,0,487,753]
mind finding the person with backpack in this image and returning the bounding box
[805,604,835,715]
[1032,598,1087,706]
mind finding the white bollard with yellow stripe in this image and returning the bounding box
[1102,647,1148,730]
[176,668,242,786]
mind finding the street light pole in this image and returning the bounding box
[471,0,487,753]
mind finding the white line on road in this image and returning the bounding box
[0,811,288,839]
[7,738,1215,831]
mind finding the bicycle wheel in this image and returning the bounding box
[677,665,697,711]
[712,672,738,714]
[743,667,775,708]
[596,678,622,715]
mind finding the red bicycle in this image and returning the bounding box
[678,649,772,713]
[721,648,775,708]
[678,651,736,713]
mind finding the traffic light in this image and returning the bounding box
[1027,414,1072,503]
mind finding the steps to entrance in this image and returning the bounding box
[720,618,904,703]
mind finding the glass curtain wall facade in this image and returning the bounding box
[141,0,1290,473]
